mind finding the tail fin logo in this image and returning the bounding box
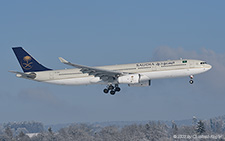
[21,56,33,70]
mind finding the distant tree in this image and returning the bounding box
[4,127,13,139]
[0,134,12,141]
[196,120,205,135]
[171,121,178,135]
[192,116,198,126]
[215,120,223,134]
[16,131,31,141]
[30,133,45,141]
[148,121,168,141]
[16,128,28,136]
[0,126,4,135]
[178,125,195,135]
[98,125,121,141]
[210,118,216,133]
[48,127,53,134]
[3,121,44,133]
[56,128,69,141]
[143,123,151,140]
[65,124,94,141]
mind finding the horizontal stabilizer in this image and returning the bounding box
[9,71,36,79]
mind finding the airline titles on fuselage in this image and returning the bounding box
[136,61,175,68]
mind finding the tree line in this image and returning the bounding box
[0,117,224,141]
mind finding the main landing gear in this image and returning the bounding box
[103,84,121,95]
[189,75,194,84]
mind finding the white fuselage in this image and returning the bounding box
[22,59,211,86]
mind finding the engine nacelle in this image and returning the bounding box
[118,74,140,84]
[128,80,151,87]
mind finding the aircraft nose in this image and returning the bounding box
[206,64,212,70]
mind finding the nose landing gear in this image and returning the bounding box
[189,75,194,84]
[103,84,121,95]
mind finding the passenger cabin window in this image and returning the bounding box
[182,60,187,63]
[200,62,207,64]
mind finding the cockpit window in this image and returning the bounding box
[200,62,207,64]
[182,60,187,63]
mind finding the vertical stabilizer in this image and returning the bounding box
[12,47,51,72]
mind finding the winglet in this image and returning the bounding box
[59,57,69,64]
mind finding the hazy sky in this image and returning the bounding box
[1,1,225,124]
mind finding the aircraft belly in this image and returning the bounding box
[45,77,95,85]
[143,68,207,79]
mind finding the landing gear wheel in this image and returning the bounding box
[110,90,116,95]
[189,80,194,84]
[103,84,120,95]
[108,85,114,90]
[103,89,109,94]
[115,87,121,92]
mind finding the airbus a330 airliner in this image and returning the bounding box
[10,47,212,95]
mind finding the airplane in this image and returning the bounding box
[10,47,212,95]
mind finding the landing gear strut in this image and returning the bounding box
[103,84,121,95]
[189,75,194,84]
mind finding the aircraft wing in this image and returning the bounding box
[59,57,122,82]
